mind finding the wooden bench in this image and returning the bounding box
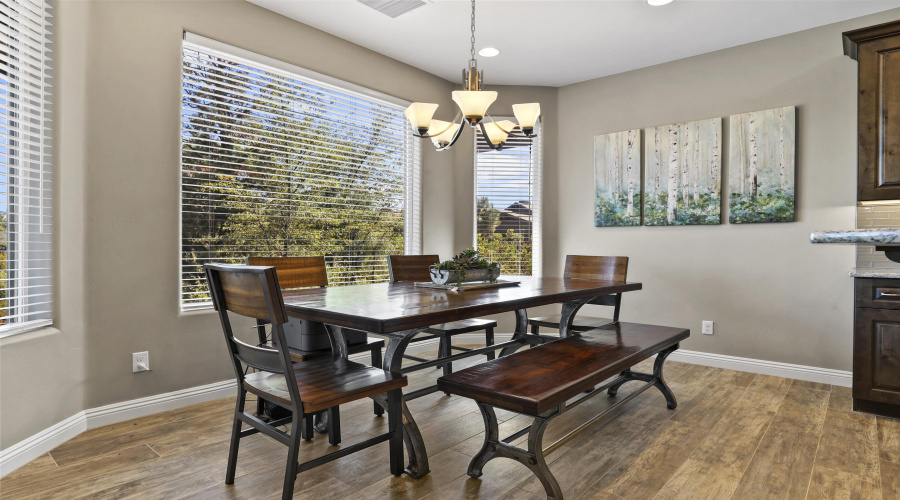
[436,322,689,500]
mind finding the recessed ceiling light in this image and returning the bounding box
[478,47,500,57]
[647,0,674,6]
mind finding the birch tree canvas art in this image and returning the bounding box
[644,118,722,225]
[728,106,795,223]
[594,130,641,227]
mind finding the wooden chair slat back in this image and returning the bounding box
[233,338,285,373]
[564,256,628,282]
[206,264,289,325]
[564,256,628,312]
[246,256,328,289]
[388,255,440,282]
[205,264,301,409]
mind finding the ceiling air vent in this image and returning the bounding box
[358,0,428,18]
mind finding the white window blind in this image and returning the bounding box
[181,34,421,311]
[0,0,53,336]
[474,123,541,277]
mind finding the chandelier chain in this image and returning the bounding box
[403,0,539,150]
[470,0,476,62]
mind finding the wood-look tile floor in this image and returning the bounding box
[3,347,899,500]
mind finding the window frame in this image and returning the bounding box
[179,33,422,312]
[472,120,542,278]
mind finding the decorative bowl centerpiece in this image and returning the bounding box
[429,248,501,286]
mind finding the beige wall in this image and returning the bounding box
[552,8,900,371]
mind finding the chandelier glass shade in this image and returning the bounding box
[404,102,439,135]
[427,120,461,148]
[451,90,497,124]
[512,102,541,135]
[481,120,517,145]
[404,0,540,151]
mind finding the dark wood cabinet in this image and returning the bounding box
[844,20,900,201]
[854,278,900,418]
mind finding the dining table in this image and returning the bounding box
[281,275,643,478]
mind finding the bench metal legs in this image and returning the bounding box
[466,342,682,500]
[607,343,679,409]
[468,402,563,500]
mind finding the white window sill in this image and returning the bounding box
[0,323,60,345]
[178,306,216,318]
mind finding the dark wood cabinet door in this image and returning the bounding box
[855,30,900,200]
[854,307,900,405]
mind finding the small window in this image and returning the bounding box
[474,123,541,276]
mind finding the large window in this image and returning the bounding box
[474,124,541,276]
[180,34,421,310]
[0,0,53,336]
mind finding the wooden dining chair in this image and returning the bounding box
[247,257,386,420]
[388,255,498,378]
[528,256,629,335]
[204,264,406,500]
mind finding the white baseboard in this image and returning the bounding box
[83,379,237,429]
[0,412,87,478]
[0,332,851,478]
[0,379,237,478]
[666,350,852,388]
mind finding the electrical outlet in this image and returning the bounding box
[133,351,150,372]
[702,321,714,335]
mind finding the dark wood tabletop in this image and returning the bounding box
[281,276,642,334]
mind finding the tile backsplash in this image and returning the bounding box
[857,203,900,270]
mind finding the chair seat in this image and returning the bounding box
[425,318,497,335]
[261,337,384,363]
[244,357,406,414]
[528,314,615,331]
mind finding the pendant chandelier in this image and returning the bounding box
[404,0,540,151]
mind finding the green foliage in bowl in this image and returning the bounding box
[434,248,501,285]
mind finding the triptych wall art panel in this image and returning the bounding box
[644,118,722,226]
[728,106,796,223]
[593,130,641,227]
[592,107,795,227]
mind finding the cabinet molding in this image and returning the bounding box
[845,20,900,201]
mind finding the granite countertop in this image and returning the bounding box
[850,268,900,279]
[810,228,900,244]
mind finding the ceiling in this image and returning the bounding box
[248,0,900,87]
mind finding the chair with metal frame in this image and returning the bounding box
[528,256,628,335]
[204,263,406,500]
[387,254,498,378]
[247,256,387,426]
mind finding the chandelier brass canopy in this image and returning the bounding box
[404,0,540,151]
